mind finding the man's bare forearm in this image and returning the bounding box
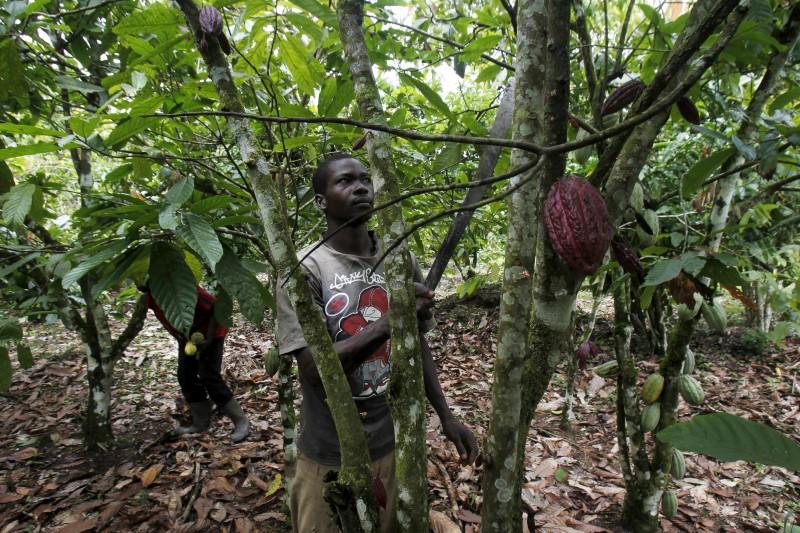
[295,316,391,385]
[421,335,455,422]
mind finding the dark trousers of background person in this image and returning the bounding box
[176,338,233,407]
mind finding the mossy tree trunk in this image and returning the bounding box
[175,1,377,530]
[480,1,546,531]
[337,2,431,530]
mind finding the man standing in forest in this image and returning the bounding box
[141,283,250,443]
[276,152,478,532]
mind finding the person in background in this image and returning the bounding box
[139,282,249,443]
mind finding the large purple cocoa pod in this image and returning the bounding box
[198,6,223,35]
[611,234,645,281]
[544,176,613,275]
[676,96,701,124]
[600,79,646,116]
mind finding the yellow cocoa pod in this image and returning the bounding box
[642,373,665,403]
[184,342,198,356]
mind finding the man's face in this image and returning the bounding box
[316,158,374,224]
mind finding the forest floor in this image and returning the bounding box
[1,287,799,533]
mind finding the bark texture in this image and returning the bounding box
[337,2,430,530]
[480,2,545,531]
[175,1,377,529]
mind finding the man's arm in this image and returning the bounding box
[294,316,391,386]
[421,335,479,464]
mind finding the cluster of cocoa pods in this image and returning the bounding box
[197,6,231,55]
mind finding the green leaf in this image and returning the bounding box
[2,183,35,225]
[0,143,63,161]
[148,242,198,335]
[431,144,463,174]
[166,176,194,206]
[0,347,11,393]
[62,241,129,288]
[159,204,179,230]
[399,74,452,117]
[216,247,266,325]
[183,251,205,282]
[113,4,183,35]
[459,34,501,62]
[0,252,40,278]
[213,288,234,328]
[642,257,683,287]
[189,196,234,214]
[0,319,23,345]
[177,213,224,271]
[318,77,354,117]
[55,75,106,94]
[731,136,756,160]
[476,63,502,83]
[0,39,29,107]
[657,412,800,472]
[105,117,157,148]
[90,245,150,299]
[682,148,735,197]
[699,258,746,287]
[279,35,318,96]
[286,0,337,26]
[0,123,63,136]
[212,215,261,228]
[554,467,569,483]
[16,344,32,370]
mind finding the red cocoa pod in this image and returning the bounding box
[568,115,580,129]
[600,79,646,116]
[198,6,223,35]
[352,134,367,150]
[576,341,600,369]
[544,176,613,275]
[610,234,645,281]
[676,96,700,124]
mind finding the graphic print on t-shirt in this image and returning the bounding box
[327,285,390,399]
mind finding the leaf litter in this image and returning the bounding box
[0,287,797,532]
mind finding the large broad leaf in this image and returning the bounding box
[62,241,129,288]
[279,35,320,96]
[55,75,106,94]
[459,34,502,62]
[286,0,337,27]
[148,242,198,335]
[113,4,183,35]
[213,288,234,328]
[0,319,23,345]
[105,117,157,148]
[0,347,11,393]
[399,74,452,117]
[90,245,150,300]
[682,148,735,198]
[2,183,35,225]
[0,123,63,136]
[165,176,194,206]
[159,204,179,230]
[699,258,746,287]
[657,412,800,472]
[642,257,684,287]
[0,39,29,106]
[216,247,266,325]
[0,143,63,161]
[177,213,224,271]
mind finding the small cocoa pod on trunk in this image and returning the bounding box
[611,235,644,281]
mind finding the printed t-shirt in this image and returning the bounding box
[147,286,229,340]
[276,237,433,466]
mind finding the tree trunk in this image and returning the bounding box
[337,2,430,530]
[175,2,377,529]
[480,1,546,530]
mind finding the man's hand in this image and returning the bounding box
[441,416,479,465]
[415,282,434,322]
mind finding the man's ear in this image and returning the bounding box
[314,193,327,211]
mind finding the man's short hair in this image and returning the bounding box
[312,152,357,195]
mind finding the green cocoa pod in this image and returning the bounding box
[641,402,661,433]
[630,182,645,214]
[190,332,205,344]
[677,375,705,406]
[642,373,665,404]
[264,347,280,377]
[635,209,660,246]
[662,489,678,518]
[671,448,686,480]
[574,128,593,165]
[594,360,619,378]
[681,347,696,375]
[701,300,727,332]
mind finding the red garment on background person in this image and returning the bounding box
[146,286,229,340]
